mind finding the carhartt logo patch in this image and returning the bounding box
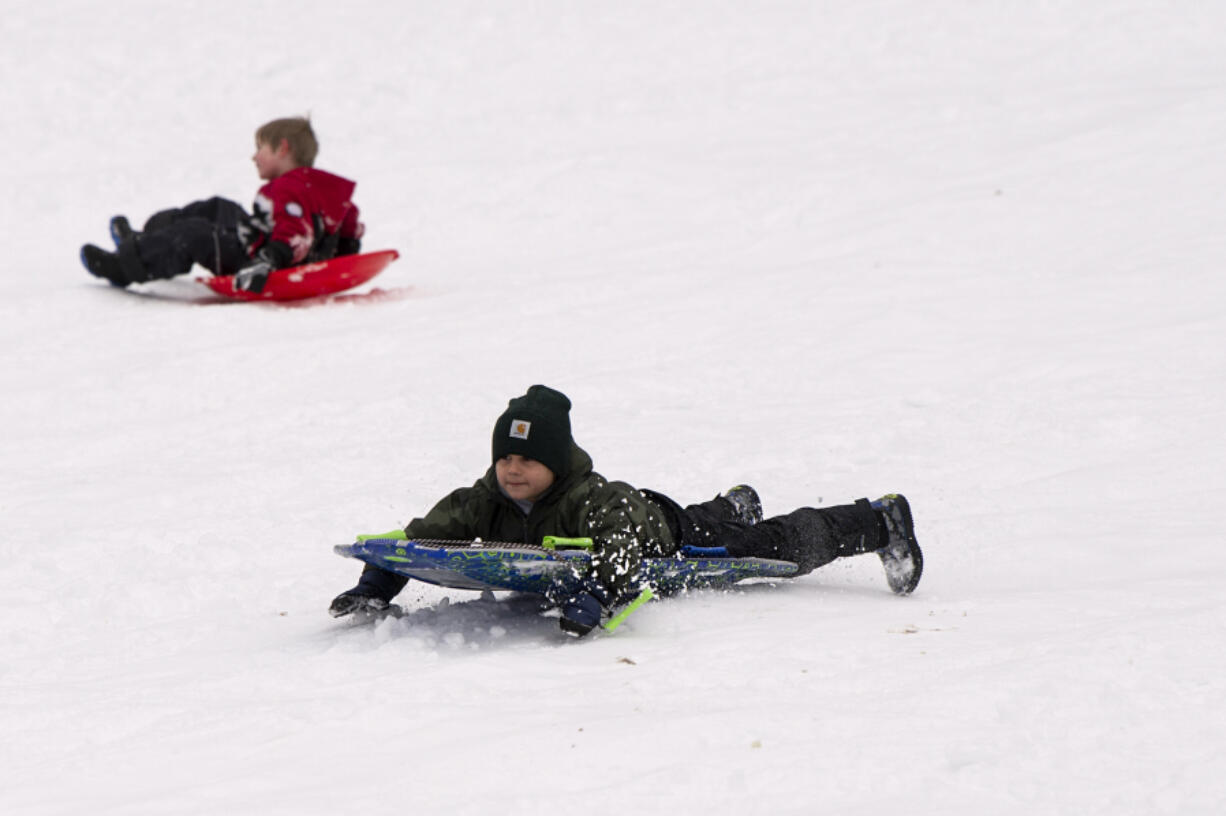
[510,420,531,440]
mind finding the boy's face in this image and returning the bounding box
[252,138,296,181]
[495,454,555,503]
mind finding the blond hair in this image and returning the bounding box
[255,116,318,167]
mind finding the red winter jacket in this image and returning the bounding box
[248,167,364,265]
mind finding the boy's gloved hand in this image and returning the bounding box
[558,578,616,637]
[559,591,605,637]
[234,241,292,294]
[328,592,390,618]
[234,258,272,293]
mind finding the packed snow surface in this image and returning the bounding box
[2,1,1224,813]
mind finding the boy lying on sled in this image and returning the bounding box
[330,385,923,637]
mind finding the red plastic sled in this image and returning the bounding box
[203,249,399,302]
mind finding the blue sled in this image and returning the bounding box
[334,537,799,597]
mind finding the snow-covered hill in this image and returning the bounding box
[2,2,1223,813]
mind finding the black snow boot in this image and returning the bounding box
[872,494,923,595]
[109,215,136,248]
[80,244,128,287]
[722,484,763,525]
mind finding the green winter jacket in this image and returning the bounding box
[403,444,676,596]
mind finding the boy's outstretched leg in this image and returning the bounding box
[88,197,250,284]
[872,494,923,595]
[733,499,883,574]
[704,496,924,594]
[113,220,247,283]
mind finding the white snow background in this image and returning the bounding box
[2,1,1224,813]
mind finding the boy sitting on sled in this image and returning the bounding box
[80,116,363,293]
[330,385,924,638]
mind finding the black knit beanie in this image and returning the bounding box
[491,385,574,479]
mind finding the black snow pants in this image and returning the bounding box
[644,490,885,576]
[118,196,250,283]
